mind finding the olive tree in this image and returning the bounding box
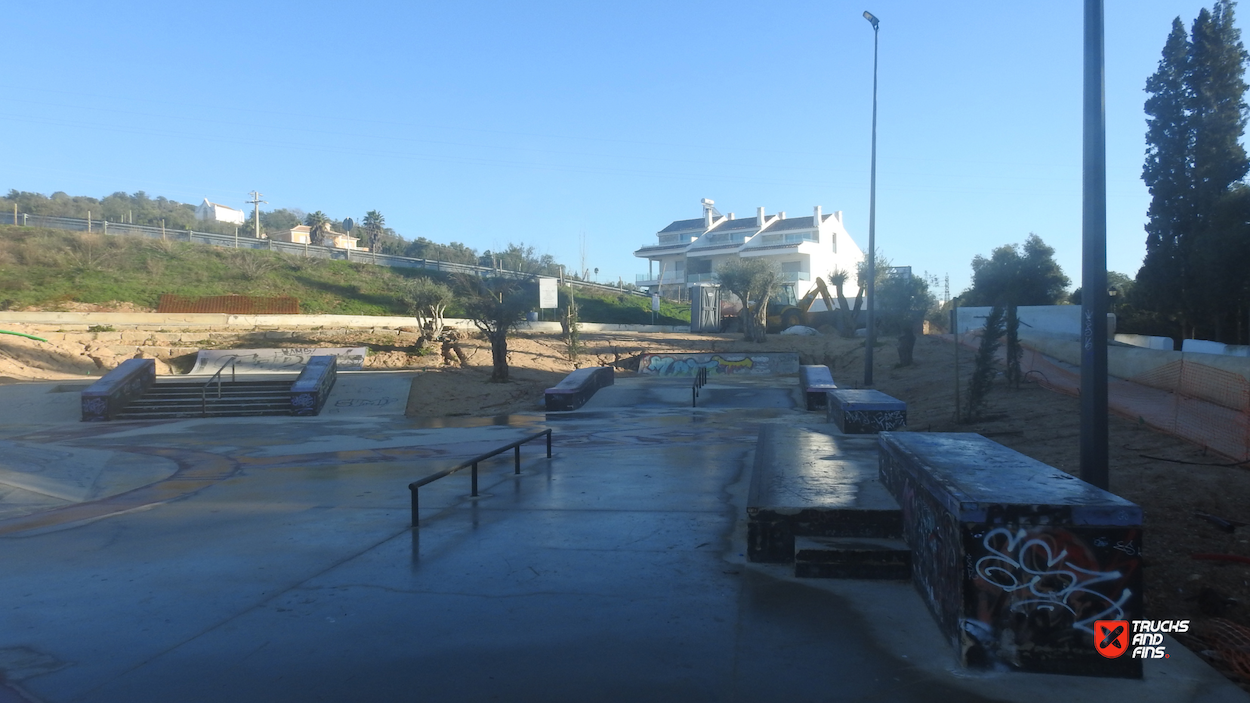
[455,275,533,382]
[715,258,781,343]
[404,276,455,339]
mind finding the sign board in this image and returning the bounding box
[189,347,367,374]
[651,294,661,313]
[343,218,354,231]
[539,277,558,309]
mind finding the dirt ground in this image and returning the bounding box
[2,321,1250,681]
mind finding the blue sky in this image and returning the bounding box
[0,1,1226,297]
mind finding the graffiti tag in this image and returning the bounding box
[975,527,1132,634]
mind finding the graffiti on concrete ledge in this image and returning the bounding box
[639,353,799,376]
[972,526,1132,635]
[843,409,906,432]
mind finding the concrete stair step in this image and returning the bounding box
[129,390,290,402]
[114,407,291,419]
[793,536,911,580]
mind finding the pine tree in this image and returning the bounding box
[1140,1,1250,338]
[1140,18,1192,321]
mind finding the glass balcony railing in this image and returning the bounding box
[636,272,686,283]
[781,271,811,282]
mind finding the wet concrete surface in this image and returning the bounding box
[0,373,1243,702]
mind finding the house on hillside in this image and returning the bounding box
[270,225,312,244]
[195,198,246,226]
[635,199,864,303]
[328,232,365,251]
[269,225,367,251]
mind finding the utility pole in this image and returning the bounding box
[247,191,266,239]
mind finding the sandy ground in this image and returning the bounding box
[3,321,1250,683]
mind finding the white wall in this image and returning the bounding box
[1115,334,1174,351]
[956,305,1116,339]
[1181,339,1250,357]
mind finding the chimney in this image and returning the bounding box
[834,210,843,224]
[814,205,822,223]
[757,206,765,225]
[702,198,715,229]
[728,213,735,220]
[778,211,786,219]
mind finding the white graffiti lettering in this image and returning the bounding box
[975,527,1131,634]
[1112,541,1137,556]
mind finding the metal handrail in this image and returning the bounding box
[408,429,552,526]
[692,366,708,407]
[201,357,238,416]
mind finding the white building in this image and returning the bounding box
[635,199,865,303]
[195,198,246,226]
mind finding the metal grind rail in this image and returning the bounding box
[201,357,238,416]
[692,366,709,407]
[409,429,552,526]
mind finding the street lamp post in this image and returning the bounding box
[863,10,879,387]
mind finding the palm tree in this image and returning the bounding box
[362,210,385,252]
[305,211,331,246]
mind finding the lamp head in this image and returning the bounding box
[863,11,879,29]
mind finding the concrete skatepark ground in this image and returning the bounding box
[0,372,1244,702]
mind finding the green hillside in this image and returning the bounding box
[0,225,690,324]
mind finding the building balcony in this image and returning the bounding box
[636,272,686,286]
[782,271,811,282]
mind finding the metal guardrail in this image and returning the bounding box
[1,212,645,298]
[201,357,238,416]
[408,429,552,526]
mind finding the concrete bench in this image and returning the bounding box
[544,367,614,411]
[826,389,906,433]
[799,365,838,410]
[81,358,156,421]
[877,431,1143,678]
[290,355,338,416]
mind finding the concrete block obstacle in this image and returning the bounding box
[81,358,156,421]
[544,367,614,411]
[746,426,907,580]
[877,431,1143,678]
[799,364,838,411]
[290,355,338,416]
[826,389,906,433]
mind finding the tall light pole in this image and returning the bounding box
[863,10,880,387]
[1080,0,1109,490]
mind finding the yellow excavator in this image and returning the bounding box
[764,277,838,332]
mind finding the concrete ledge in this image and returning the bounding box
[827,389,906,433]
[799,365,838,411]
[290,355,337,416]
[81,358,155,421]
[544,367,615,411]
[747,427,902,564]
[877,431,1143,678]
